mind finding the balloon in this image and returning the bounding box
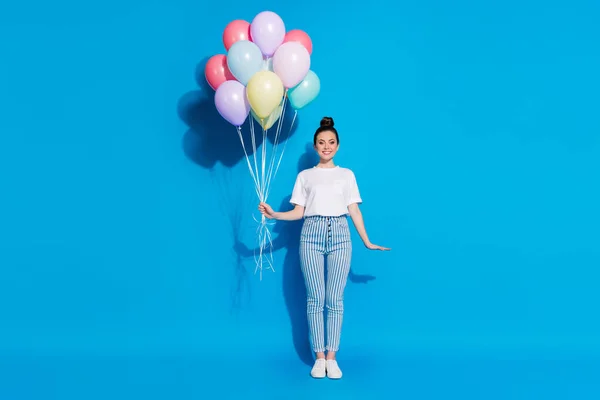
[288,70,320,110]
[250,11,285,57]
[283,29,313,55]
[252,104,282,130]
[222,20,251,51]
[246,70,284,119]
[204,54,235,90]
[214,80,250,126]
[226,40,263,86]
[272,41,310,88]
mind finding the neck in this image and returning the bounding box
[317,159,336,168]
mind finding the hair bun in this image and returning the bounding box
[320,117,334,128]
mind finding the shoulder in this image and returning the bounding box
[299,167,314,174]
[296,168,313,178]
[295,168,315,182]
[337,167,357,178]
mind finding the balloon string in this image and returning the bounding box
[265,98,296,200]
[261,122,267,202]
[242,93,296,279]
[266,109,297,200]
[236,126,261,199]
[263,96,288,200]
[249,118,262,200]
[253,217,275,280]
[247,119,274,279]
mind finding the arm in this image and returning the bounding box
[259,202,304,221]
[348,203,390,251]
[273,204,305,221]
[347,203,371,246]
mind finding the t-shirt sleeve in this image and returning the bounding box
[290,174,307,206]
[347,171,362,205]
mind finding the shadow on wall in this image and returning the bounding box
[176,56,301,313]
[235,143,376,366]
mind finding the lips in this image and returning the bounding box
[322,151,332,155]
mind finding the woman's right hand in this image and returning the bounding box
[258,202,277,219]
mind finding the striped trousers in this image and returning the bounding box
[299,215,352,353]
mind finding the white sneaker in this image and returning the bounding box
[310,358,327,378]
[326,359,342,379]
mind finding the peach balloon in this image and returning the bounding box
[205,54,235,90]
[223,20,251,51]
[283,29,312,55]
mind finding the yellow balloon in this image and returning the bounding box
[252,104,282,130]
[246,71,284,119]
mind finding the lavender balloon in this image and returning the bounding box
[250,11,285,57]
[214,80,250,127]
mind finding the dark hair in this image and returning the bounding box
[313,117,339,144]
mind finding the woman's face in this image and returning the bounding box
[314,131,339,161]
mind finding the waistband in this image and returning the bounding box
[304,215,348,220]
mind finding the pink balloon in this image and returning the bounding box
[214,80,250,127]
[205,54,235,90]
[272,42,311,89]
[250,11,285,57]
[222,20,251,51]
[283,29,312,55]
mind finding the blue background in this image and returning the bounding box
[1,0,599,399]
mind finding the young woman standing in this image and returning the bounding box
[258,117,390,379]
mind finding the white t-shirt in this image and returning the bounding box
[290,166,362,217]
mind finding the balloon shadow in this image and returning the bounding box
[176,56,301,312]
[209,167,254,313]
[235,144,376,366]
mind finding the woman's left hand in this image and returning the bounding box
[366,242,390,251]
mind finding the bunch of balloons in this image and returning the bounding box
[204,10,320,129]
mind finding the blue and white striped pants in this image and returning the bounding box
[299,215,352,353]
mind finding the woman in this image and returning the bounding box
[258,116,390,379]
